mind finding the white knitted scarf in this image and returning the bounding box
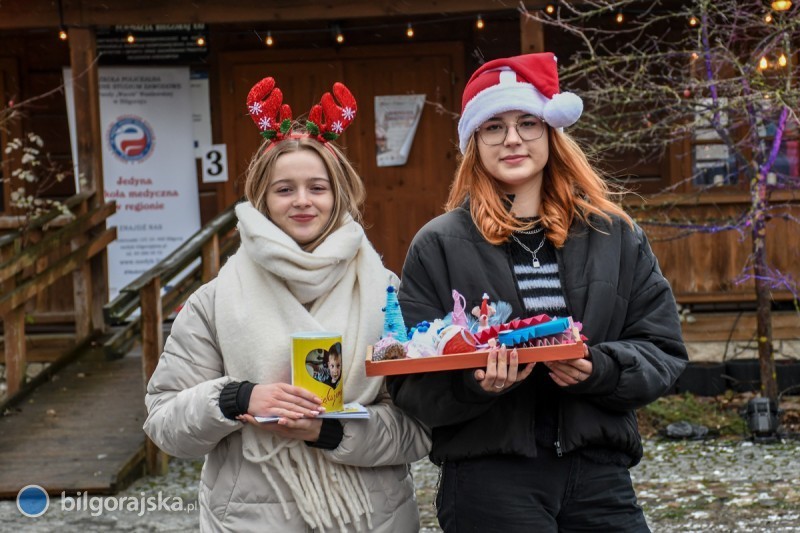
[216,202,390,531]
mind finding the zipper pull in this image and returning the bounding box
[554,440,563,457]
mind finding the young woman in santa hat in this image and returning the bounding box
[389,52,688,531]
[144,77,430,532]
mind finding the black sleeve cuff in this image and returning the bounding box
[219,381,255,420]
[236,381,256,415]
[306,419,344,449]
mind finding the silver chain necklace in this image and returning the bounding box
[510,233,546,268]
[515,225,544,235]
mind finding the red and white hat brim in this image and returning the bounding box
[458,73,549,153]
[457,69,583,153]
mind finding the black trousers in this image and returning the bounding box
[436,448,650,533]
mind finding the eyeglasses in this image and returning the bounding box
[475,117,546,145]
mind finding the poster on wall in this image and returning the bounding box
[64,66,201,299]
[374,94,425,167]
[190,70,212,158]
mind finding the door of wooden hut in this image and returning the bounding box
[219,43,463,275]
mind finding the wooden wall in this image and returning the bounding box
[633,192,800,305]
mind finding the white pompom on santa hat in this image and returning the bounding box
[457,52,583,153]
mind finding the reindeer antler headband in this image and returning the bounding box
[246,76,358,147]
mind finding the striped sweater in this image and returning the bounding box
[508,226,568,317]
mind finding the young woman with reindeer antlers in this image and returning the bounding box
[144,77,430,532]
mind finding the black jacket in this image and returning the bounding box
[388,206,688,466]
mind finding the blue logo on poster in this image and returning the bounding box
[108,116,154,162]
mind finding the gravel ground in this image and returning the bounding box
[2,438,799,532]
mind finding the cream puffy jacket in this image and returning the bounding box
[144,280,431,532]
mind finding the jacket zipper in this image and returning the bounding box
[554,247,571,458]
[553,246,573,321]
[555,405,564,457]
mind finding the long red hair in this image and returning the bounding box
[445,127,632,247]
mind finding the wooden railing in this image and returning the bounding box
[0,191,116,398]
[103,204,239,474]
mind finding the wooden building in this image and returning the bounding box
[1,0,798,341]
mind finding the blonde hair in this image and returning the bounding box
[244,137,366,251]
[445,127,632,247]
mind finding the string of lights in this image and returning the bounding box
[54,0,795,63]
[253,12,500,48]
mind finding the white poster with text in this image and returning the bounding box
[64,66,201,299]
[374,94,425,167]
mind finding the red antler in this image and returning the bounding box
[247,77,293,139]
[308,104,324,132]
[308,82,357,140]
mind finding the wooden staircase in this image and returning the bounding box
[0,202,238,498]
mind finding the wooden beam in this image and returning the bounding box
[72,200,93,341]
[68,27,104,197]
[201,234,220,283]
[90,249,110,333]
[69,28,109,332]
[626,189,800,209]
[1,0,514,29]
[139,277,168,476]
[520,10,545,54]
[681,311,800,343]
[675,290,797,304]
[3,307,26,398]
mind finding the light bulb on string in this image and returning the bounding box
[771,0,792,11]
[265,31,274,47]
[56,0,67,42]
[126,32,135,44]
[545,4,555,15]
[765,13,773,23]
[476,14,485,29]
[406,23,414,38]
[196,36,206,47]
[778,53,787,67]
[689,16,698,26]
[615,12,624,24]
[691,52,699,60]
[335,25,344,44]
[759,56,769,70]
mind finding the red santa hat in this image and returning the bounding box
[457,52,583,153]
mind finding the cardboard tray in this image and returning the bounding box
[365,329,584,377]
